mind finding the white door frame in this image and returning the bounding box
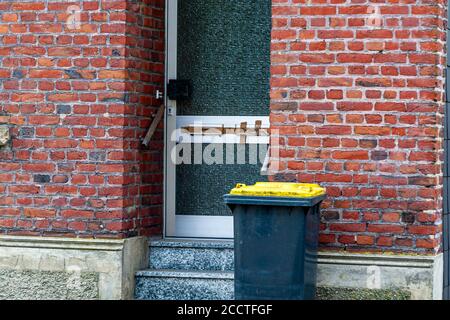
[163,0,269,239]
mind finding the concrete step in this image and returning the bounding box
[149,239,234,271]
[135,269,234,300]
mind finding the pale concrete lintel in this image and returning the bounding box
[0,235,126,251]
[318,252,438,269]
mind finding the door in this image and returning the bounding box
[164,0,272,239]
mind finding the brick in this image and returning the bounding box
[318,78,353,87]
[333,151,369,160]
[416,238,438,249]
[29,69,63,79]
[24,208,56,218]
[22,163,55,172]
[408,225,438,235]
[48,47,81,57]
[337,54,373,63]
[338,235,356,244]
[367,224,404,234]
[377,236,394,247]
[33,174,50,183]
[98,70,129,79]
[48,93,78,102]
[29,116,60,125]
[61,210,94,219]
[354,126,391,136]
[299,54,335,64]
[357,236,375,245]
[337,102,372,111]
[330,223,366,232]
[315,126,350,136]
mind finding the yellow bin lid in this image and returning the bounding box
[229,182,326,198]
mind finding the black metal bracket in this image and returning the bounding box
[167,79,191,101]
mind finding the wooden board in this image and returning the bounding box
[142,104,165,146]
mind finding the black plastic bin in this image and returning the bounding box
[224,182,326,300]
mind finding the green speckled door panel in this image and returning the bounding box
[176,144,268,216]
[177,0,271,116]
[174,0,271,218]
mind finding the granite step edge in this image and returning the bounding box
[150,239,234,249]
[136,269,234,280]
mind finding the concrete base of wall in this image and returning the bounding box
[0,235,148,300]
[317,252,443,300]
[0,236,443,300]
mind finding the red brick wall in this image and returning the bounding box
[0,0,165,238]
[0,0,447,253]
[270,0,446,254]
